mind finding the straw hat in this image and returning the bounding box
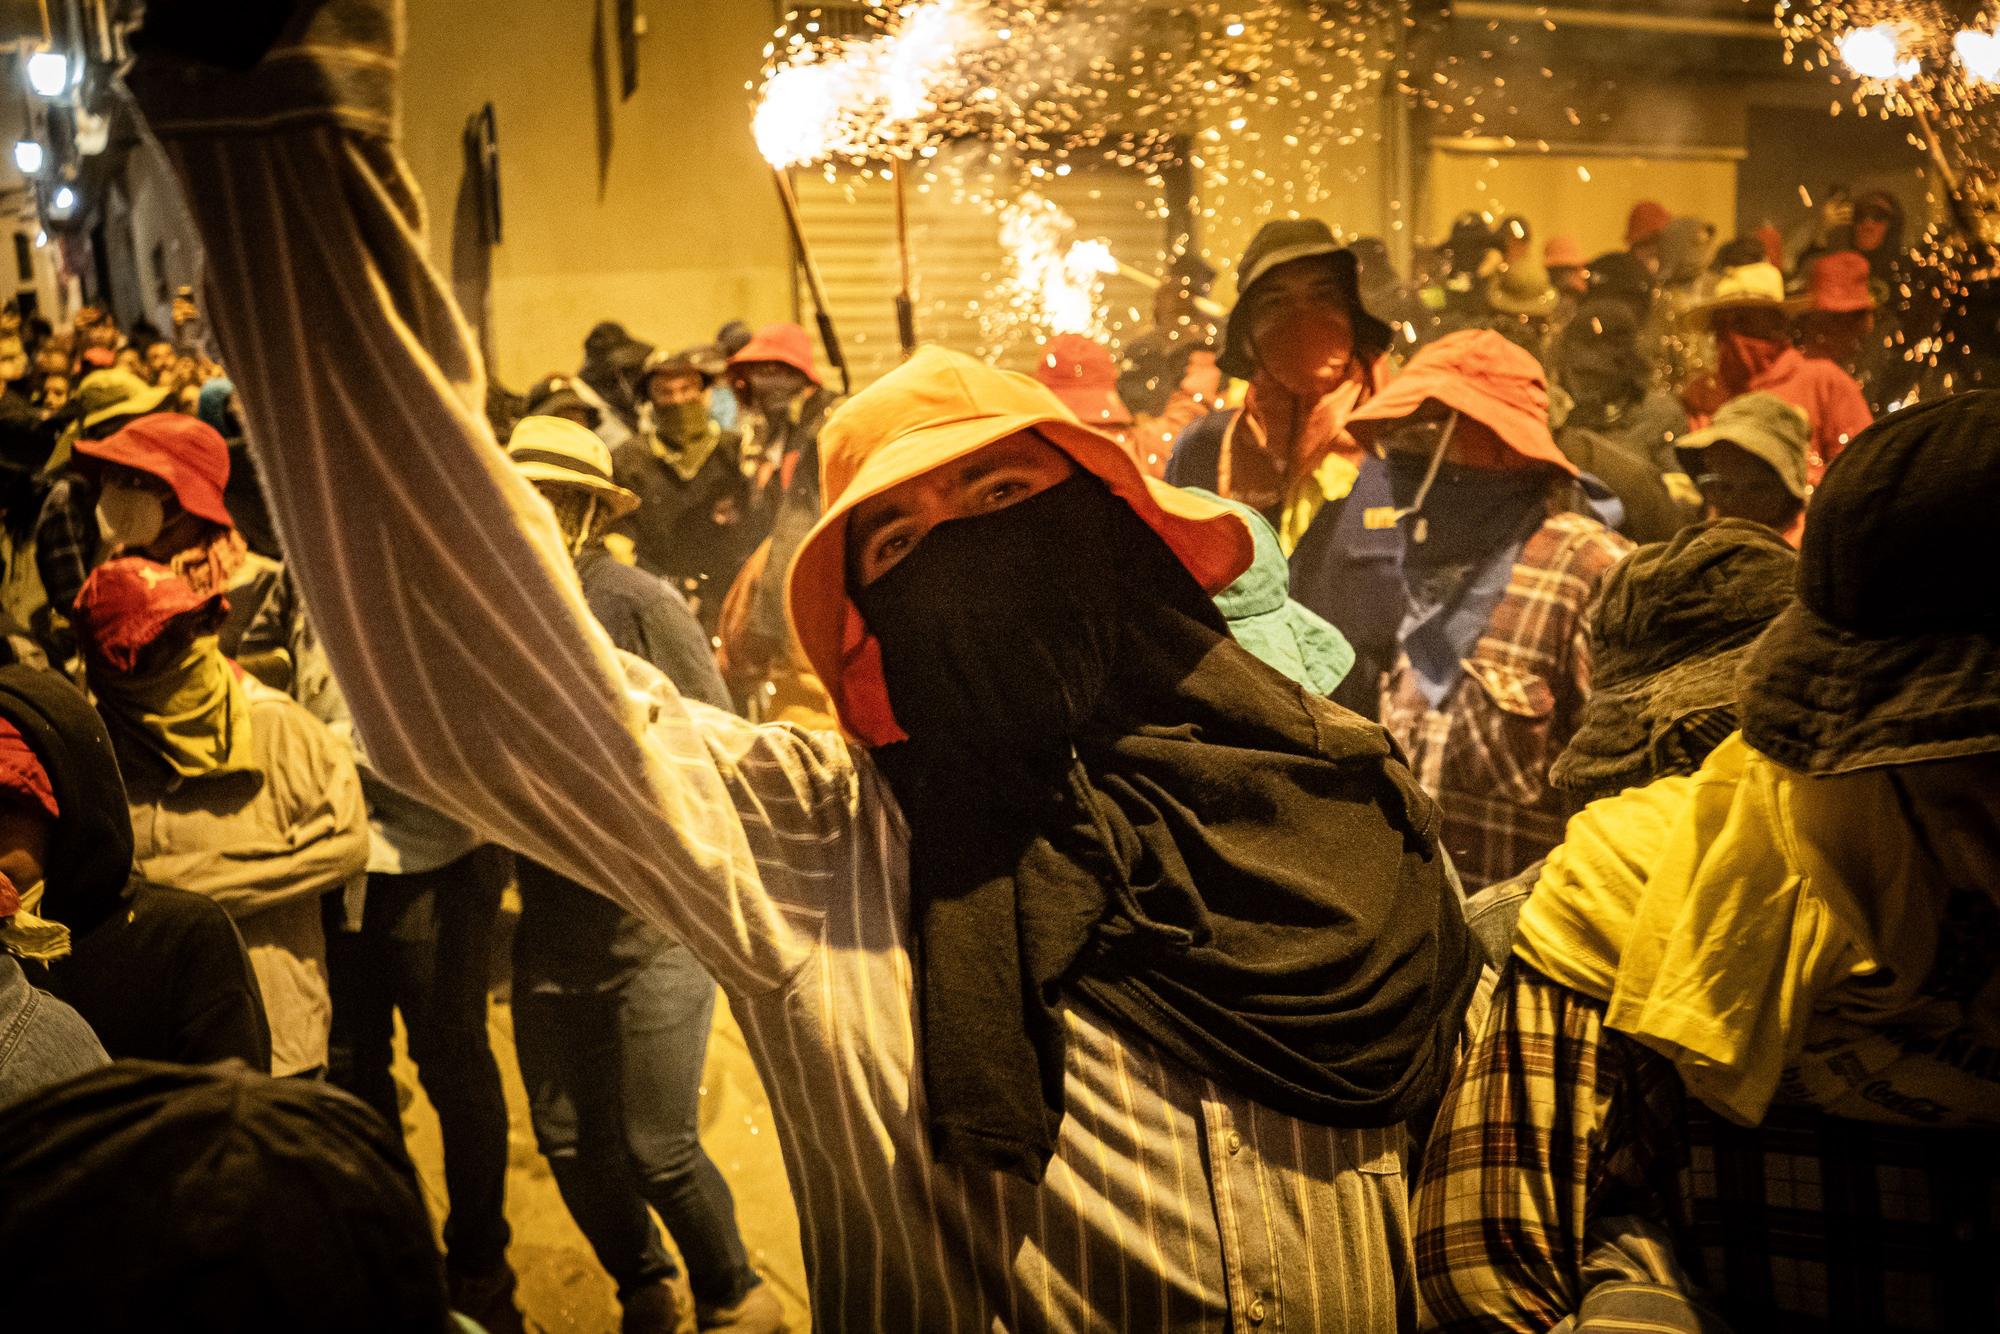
[1684,261,1800,330]
[505,416,640,523]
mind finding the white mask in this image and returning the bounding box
[95,483,166,552]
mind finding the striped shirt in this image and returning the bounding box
[134,83,1421,1334]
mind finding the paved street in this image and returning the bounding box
[394,910,809,1333]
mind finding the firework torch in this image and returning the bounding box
[890,158,918,357]
[769,170,851,399]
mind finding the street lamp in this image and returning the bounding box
[24,49,68,98]
[13,140,43,174]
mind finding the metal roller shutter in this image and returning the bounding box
[790,147,1170,387]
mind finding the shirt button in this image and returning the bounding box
[1248,1297,1267,1323]
[1225,1131,1243,1155]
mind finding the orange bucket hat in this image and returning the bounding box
[1345,328,1577,476]
[786,345,1254,746]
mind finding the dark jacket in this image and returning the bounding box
[610,428,753,632]
[1555,426,1688,546]
[513,550,732,990]
[41,885,271,1069]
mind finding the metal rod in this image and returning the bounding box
[1112,259,1227,319]
[890,156,916,358]
[1910,102,1990,257]
[771,167,851,397]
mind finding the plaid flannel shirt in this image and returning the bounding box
[1416,964,2000,1333]
[1383,513,1631,889]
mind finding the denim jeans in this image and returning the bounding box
[326,847,512,1275]
[512,937,758,1308]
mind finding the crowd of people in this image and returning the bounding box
[1,5,1996,1334]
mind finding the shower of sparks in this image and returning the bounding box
[1778,2,2000,386]
[756,3,1995,381]
[753,0,990,169]
[998,193,1118,340]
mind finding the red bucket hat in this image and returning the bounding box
[1625,200,1671,247]
[1345,329,1577,475]
[1034,334,1133,427]
[76,415,234,529]
[727,322,822,387]
[1803,250,1878,315]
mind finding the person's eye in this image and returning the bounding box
[984,479,1028,507]
[870,531,913,571]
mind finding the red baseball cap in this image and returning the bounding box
[727,322,822,387]
[76,414,234,529]
[1034,335,1132,427]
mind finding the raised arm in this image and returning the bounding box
[125,26,848,995]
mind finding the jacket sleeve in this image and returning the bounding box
[129,103,852,996]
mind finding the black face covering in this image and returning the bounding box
[854,476,1207,779]
[1386,452,1551,574]
[853,473,1476,1182]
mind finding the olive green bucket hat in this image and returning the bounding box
[1218,219,1393,380]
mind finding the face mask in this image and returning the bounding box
[659,399,710,443]
[1717,329,1785,390]
[853,476,1163,769]
[95,484,166,552]
[1251,304,1356,398]
[1386,450,1549,572]
[747,372,797,418]
[557,494,599,558]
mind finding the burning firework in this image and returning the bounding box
[998,193,1118,340]
[752,0,990,170]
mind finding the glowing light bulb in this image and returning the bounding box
[51,185,74,214]
[12,140,42,174]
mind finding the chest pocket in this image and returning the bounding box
[1445,656,1559,808]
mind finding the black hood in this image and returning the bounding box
[0,666,133,934]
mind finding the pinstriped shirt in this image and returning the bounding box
[146,119,1417,1332]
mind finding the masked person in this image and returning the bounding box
[1419,396,2000,1334]
[1675,392,1810,546]
[31,367,175,623]
[719,323,839,702]
[610,347,752,636]
[1168,218,1401,717]
[0,664,269,1080]
[1681,261,1872,486]
[0,672,112,1105]
[1349,330,1633,889]
[68,545,367,1083]
[505,417,780,1334]
[574,321,653,452]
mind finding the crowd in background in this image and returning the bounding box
[1,8,1997,1333]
